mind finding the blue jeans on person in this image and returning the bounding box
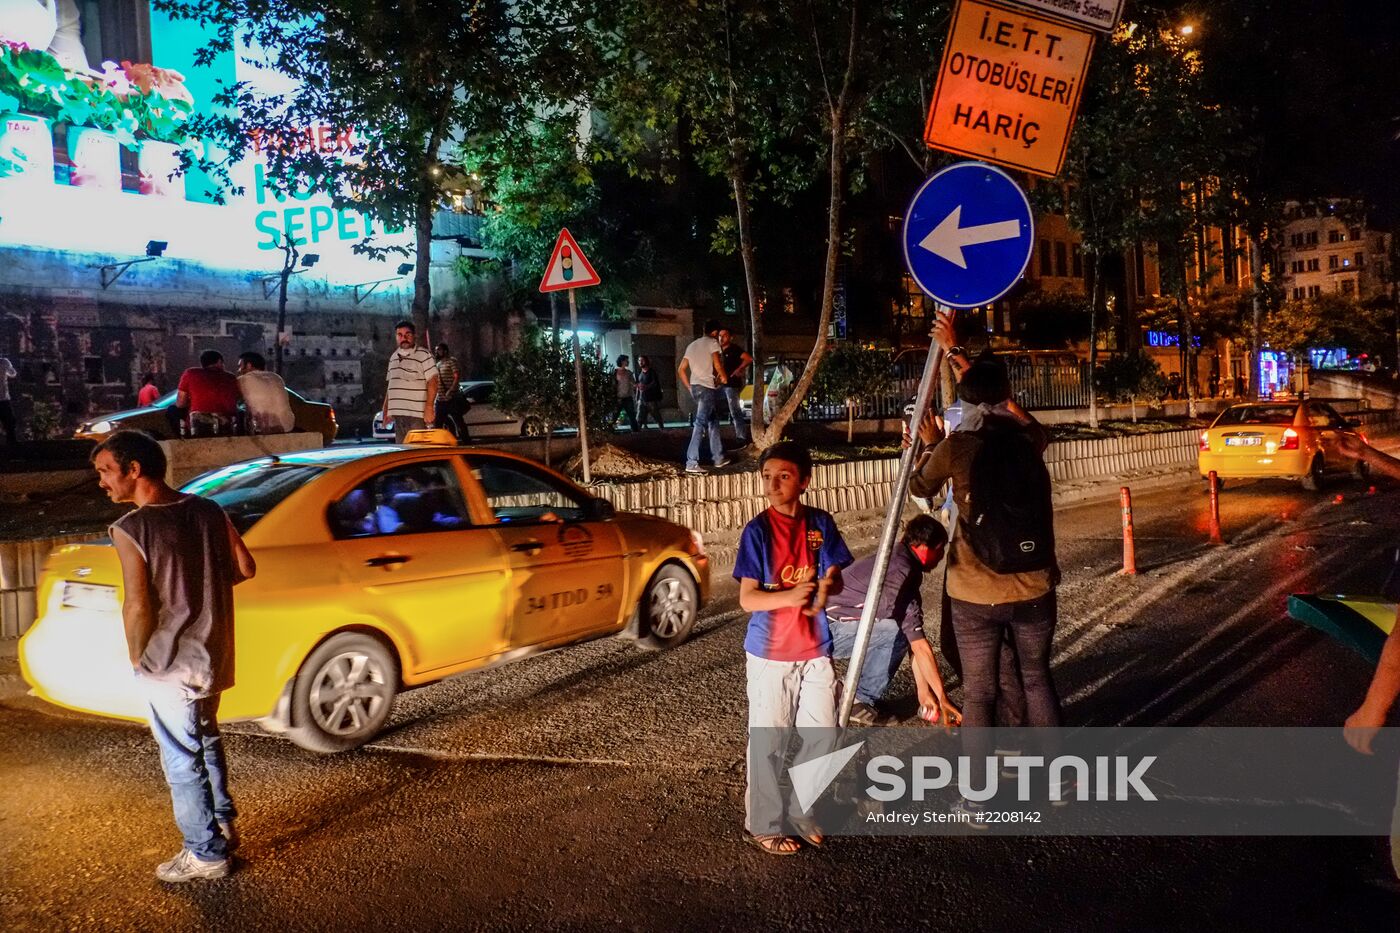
[686,385,725,469]
[949,591,1061,767]
[144,681,235,861]
[723,386,749,443]
[827,617,908,706]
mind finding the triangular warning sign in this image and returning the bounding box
[539,227,601,292]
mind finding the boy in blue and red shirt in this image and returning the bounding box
[735,441,853,855]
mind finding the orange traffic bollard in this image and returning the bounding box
[1120,486,1137,575]
[1208,470,1223,545]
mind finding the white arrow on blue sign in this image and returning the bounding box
[901,162,1034,309]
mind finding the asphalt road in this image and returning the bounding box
[2,472,1399,931]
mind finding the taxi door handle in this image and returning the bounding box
[365,555,411,567]
[510,540,544,554]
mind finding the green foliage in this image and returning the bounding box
[1261,294,1393,359]
[490,329,617,435]
[1097,351,1168,404]
[811,342,892,410]
[0,42,67,118]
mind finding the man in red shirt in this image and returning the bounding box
[176,350,242,437]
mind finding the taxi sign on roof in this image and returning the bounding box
[925,0,1095,178]
[539,227,601,292]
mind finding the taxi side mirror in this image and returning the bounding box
[586,497,615,521]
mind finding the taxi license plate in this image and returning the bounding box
[61,581,119,612]
[1225,436,1261,446]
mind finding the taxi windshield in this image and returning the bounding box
[1214,405,1297,426]
[182,460,330,533]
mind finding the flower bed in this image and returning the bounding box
[0,39,196,195]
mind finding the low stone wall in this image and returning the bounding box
[160,432,325,487]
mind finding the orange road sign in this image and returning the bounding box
[924,0,1095,178]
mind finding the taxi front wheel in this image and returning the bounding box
[287,632,399,754]
[637,564,699,651]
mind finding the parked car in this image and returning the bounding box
[373,380,547,440]
[20,441,710,753]
[1197,400,1368,491]
[74,390,337,445]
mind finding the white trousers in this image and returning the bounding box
[744,653,837,834]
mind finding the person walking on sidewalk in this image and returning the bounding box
[677,320,728,473]
[910,312,1062,816]
[634,356,665,429]
[93,430,256,882]
[718,327,753,444]
[613,354,639,431]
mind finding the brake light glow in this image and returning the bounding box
[1280,428,1299,450]
[1199,432,1210,451]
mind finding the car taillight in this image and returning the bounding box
[1280,428,1299,450]
[1199,431,1210,451]
[329,407,337,423]
[1360,432,1368,444]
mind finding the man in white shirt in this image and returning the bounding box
[382,320,438,443]
[0,355,16,444]
[235,352,295,434]
[677,319,729,474]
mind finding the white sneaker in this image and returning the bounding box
[713,457,732,469]
[156,848,231,882]
[684,464,707,475]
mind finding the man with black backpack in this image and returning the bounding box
[910,313,1062,815]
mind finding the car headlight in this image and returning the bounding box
[689,530,706,556]
[88,420,113,434]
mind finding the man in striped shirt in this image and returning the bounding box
[382,320,439,443]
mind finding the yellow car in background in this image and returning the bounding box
[20,442,709,753]
[1197,400,1368,491]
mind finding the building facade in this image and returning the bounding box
[1278,200,1393,302]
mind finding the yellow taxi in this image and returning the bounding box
[1197,400,1368,491]
[20,435,710,753]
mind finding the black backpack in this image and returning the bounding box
[962,421,1056,574]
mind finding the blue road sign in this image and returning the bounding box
[901,162,1034,309]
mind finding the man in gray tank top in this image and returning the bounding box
[92,431,257,882]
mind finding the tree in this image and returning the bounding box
[1054,18,1251,424]
[1097,350,1167,423]
[491,328,615,467]
[154,0,582,338]
[811,342,893,442]
[1261,293,1393,388]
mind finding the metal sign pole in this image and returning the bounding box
[567,287,592,485]
[838,328,946,727]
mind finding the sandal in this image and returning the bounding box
[790,821,824,848]
[745,832,802,856]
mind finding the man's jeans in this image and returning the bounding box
[745,654,837,835]
[827,617,907,706]
[144,681,235,861]
[949,591,1062,766]
[723,386,749,442]
[686,385,725,469]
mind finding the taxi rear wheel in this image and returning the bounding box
[287,633,399,754]
[637,564,699,651]
[1300,455,1326,492]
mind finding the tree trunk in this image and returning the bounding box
[846,399,854,443]
[1130,395,1138,423]
[274,236,297,376]
[730,167,766,447]
[1088,249,1104,429]
[766,122,847,440]
[411,183,434,341]
[1175,251,1198,419]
